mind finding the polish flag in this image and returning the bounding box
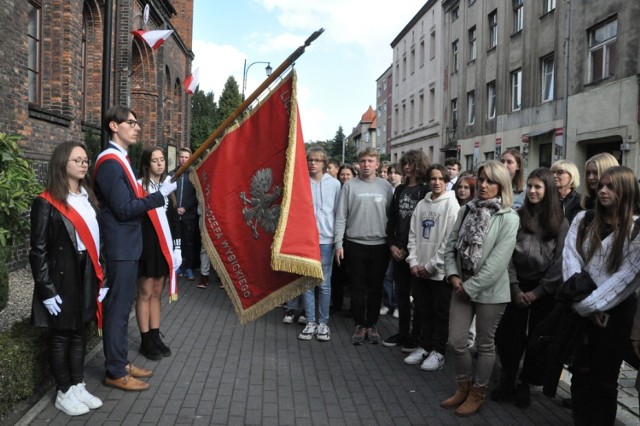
[183,68,200,94]
[131,29,174,50]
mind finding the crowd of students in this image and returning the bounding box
[284,146,640,424]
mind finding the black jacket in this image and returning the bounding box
[29,197,100,330]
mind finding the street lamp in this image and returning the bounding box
[242,59,273,99]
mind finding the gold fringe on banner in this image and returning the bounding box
[270,72,323,280]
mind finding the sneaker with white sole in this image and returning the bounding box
[316,323,330,341]
[298,322,317,340]
[282,310,295,324]
[71,382,103,409]
[379,306,390,315]
[421,351,445,371]
[404,347,429,365]
[392,309,400,319]
[55,388,90,416]
[298,313,308,325]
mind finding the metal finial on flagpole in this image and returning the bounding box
[172,28,325,181]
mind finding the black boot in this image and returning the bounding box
[140,331,162,360]
[514,381,531,408]
[490,375,515,402]
[150,329,172,357]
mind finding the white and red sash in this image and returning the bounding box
[39,192,105,330]
[141,180,178,301]
[94,148,143,198]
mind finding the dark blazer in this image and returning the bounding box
[561,189,583,224]
[94,144,164,261]
[171,167,198,220]
[29,197,99,330]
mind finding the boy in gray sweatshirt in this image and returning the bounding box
[334,148,392,345]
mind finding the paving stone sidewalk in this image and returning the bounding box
[18,277,639,425]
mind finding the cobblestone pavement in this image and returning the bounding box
[16,275,640,425]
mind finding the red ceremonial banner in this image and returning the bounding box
[192,71,322,324]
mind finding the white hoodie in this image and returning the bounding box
[310,173,341,244]
[406,190,460,281]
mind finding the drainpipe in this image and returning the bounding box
[562,0,571,160]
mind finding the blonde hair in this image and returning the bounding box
[357,147,380,161]
[581,153,619,209]
[477,160,513,208]
[551,160,580,189]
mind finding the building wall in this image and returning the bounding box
[389,0,442,164]
[0,0,194,164]
[376,65,392,155]
[440,0,639,182]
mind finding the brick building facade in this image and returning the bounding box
[0,0,194,165]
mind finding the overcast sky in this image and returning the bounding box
[192,0,426,142]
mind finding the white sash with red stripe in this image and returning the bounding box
[141,180,178,301]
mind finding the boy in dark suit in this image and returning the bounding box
[94,106,177,391]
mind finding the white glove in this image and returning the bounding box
[43,295,62,316]
[172,248,182,270]
[98,288,109,303]
[159,176,177,197]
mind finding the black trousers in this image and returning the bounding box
[571,295,636,426]
[413,277,452,354]
[344,240,389,327]
[495,293,555,385]
[393,259,413,341]
[50,329,86,392]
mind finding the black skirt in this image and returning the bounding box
[138,215,169,278]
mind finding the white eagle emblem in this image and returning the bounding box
[239,168,282,239]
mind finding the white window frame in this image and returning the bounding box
[468,26,477,61]
[487,81,496,119]
[513,0,524,33]
[488,11,498,49]
[588,18,617,83]
[541,56,554,102]
[543,0,556,14]
[452,40,459,72]
[467,91,475,125]
[511,69,522,111]
[451,98,458,129]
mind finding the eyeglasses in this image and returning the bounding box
[69,158,91,167]
[553,170,568,176]
[307,159,324,164]
[121,119,140,128]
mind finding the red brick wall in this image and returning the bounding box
[0,0,193,161]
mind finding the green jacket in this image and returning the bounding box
[444,205,519,304]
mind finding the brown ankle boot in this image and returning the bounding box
[455,384,487,416]
[441,380,472,408]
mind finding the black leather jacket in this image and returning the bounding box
[29,197,99,330]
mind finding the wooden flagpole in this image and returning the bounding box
[172,28,325,180]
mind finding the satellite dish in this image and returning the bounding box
[143,4,150,25]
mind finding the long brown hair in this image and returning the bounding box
[46,141,97,207]
[577,166,640,273]
[519,168,564,240]
[399,149,431,184]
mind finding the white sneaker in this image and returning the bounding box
[71,382,103,409]
[316,323,330,341]
[392,309,399,319]
[55,389,90,416]
[420,351,445,371]
[379,306,390,315]
[298,322,317,340]
[298,314,308,325]
[282,310,295,324]
[403,347,429,365]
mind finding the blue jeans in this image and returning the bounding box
[303,244,334,324]
[382,260,396,310]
